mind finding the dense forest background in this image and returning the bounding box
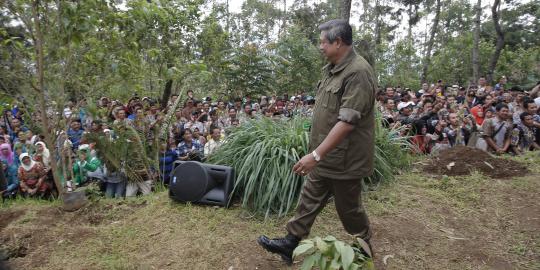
[1,0,539,108]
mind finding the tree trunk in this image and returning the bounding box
[374,0,382,47]
[32,0,64,196]
[341,0,352,22]
[161,78,173,109]
[420,0,441,83]
[278,0,286,36]
[472,0,481,83]
[486,0,504,84]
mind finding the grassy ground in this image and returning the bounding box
[1,152,539,270]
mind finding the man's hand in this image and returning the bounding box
[293,154,317,176]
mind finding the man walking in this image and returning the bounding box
[258,19,377,264]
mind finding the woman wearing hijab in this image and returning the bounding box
[0,143,14,166]
[18,153,49,197]
[1,159,19,199]
[33,141,51,168]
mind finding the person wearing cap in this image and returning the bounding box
[396,101,415,124]
[258,19,376,264]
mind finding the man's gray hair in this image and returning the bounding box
[318,19,353,45]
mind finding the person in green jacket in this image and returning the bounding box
[72,144,102,186]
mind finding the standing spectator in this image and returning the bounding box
[482,103,512,154]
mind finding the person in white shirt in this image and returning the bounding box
[204,128,223,157]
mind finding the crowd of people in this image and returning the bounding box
[380,77,540,155]
[1,77,539,200]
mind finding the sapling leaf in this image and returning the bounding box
[341,245,355,270]
[293,243,314,258]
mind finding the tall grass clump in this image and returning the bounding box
[364,112,412,188]
[209,113,411,218]
[207,117,310,218]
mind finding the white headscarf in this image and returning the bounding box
[35,141,50,167]
[19,153,37,172]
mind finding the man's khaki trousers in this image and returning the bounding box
[286,170,371,240]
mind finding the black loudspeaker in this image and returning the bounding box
[169,161,235,207]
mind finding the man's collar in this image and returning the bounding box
[323,49,357,75]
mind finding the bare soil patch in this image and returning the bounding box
[0,209,25,232]
[424,146,529,178]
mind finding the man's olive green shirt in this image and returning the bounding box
[310,49,377,180]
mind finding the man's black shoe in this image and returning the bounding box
[257,234,300,265]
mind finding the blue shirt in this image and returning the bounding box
[67,128,85,149]
[176,140,203,158]
[3,163,19,193]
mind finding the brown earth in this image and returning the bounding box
[424,146,529,178]
[0,157,538,269]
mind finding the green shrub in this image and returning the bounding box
[208,117,310,218]
[292,236,375,270]
[208,114,411,218]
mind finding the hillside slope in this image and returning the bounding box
[1,154,539,270]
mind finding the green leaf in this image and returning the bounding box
[316,237,330,254]
[329,258,341,270]
[300,253,320,270]
[341,245,355,270]
[348,263,360,270]
[293,243,314,259]
[319,255,328,270]
[323,235,337,242]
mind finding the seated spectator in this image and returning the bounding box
[192,127,206,145]
[177,129,203,161]
[470,103,485,126]
[0,143,15,167]
[67,119,85,150]
[33,141,51,168]
[158,143,177,185]
[8,118,28,142]
[481,103,512,154]
[112,109,132,127]
[18,153,50,198]
[72,145,102,187]
[204,128,223,157]
[12,143,24,167]
[512,112,540,154]
[429,119,450,153]
[1,159,19,199]
[102,166,125,199]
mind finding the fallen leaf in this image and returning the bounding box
[383,254,394,265]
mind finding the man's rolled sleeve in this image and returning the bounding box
[337,71,373,125]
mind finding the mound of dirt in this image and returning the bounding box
[424,146,529,179]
